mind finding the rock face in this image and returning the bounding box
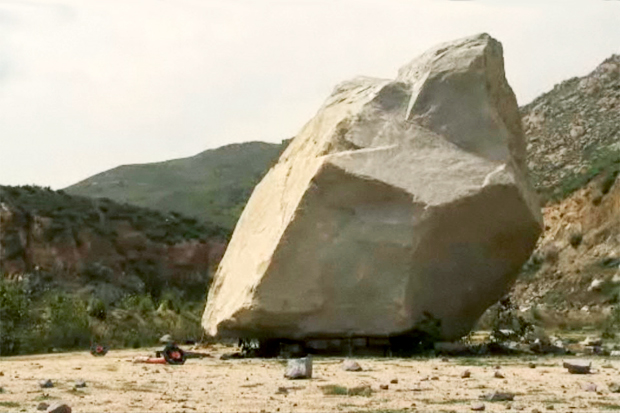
[0,186,225,300]
[203,33,542,341]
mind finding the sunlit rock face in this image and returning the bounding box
[203,33,542,341]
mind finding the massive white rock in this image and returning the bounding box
[203,33,542,341]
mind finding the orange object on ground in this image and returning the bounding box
[144,358,167,364]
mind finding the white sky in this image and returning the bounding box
[0,0,619,189]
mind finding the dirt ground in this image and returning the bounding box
[2,345,620,413]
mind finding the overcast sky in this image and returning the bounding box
[0,0,618,189]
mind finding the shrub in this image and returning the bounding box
[0,279,33,355]
[41,291,91,350]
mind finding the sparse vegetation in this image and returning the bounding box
[0,401,20,408]
[550,148,620,202]
[65,141,290,233]
[0,278,205,356]
[321,384,372,397]
[0,185,227,244]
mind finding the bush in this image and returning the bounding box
[0,277,205,355]
[41,291,91,350]
[0,280,33,355]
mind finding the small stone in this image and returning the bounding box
[276,387,288,394]
[39,379,53,388]
[46,402,71,413]
[528,362,536,368]
[461,370,471,378]
[563,360,591,374]
[546,405,554,410]
[342,359,362,372]
[380,384,389,390]
[582,382,597,392]
[390,378,398,384]
[430,375,439,380]
[471,402,486,411]
[531,409,542,413]
[37,402,49,411]
[74,379,86,388]
[494,371,505,379]
[609,382,620,393]
[284,356,312,379]
[481,391,515,401]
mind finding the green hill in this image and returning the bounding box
[65,141,288,234]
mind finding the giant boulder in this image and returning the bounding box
[203,33,542,341]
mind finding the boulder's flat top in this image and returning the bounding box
[1,346,618,412]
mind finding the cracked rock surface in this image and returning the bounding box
[203,33,542,341]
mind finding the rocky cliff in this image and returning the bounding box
[0,186,226,301]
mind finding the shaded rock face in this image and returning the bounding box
[203,33,542,341]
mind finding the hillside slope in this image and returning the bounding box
[510,55,620,319]
[66,141,288,233]
[0,185,226,300]
[523,54,620,203]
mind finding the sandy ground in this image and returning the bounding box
[2,345,620,412]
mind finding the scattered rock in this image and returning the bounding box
[609,382,620,393]
[430,375,439,381]
[531,409,542,413]
[563,360,591,374]
[545,405,554,410]
[380,384,389,390]
[471,402,486,411]
[587,280,603,292]
[390,378,398,384]
[39,379,53,388]
[494,371,505,379]
[74,379,86,388]
[275,387,288,395]
[342,359,362,372]
[37,402,50,411]
[284,356,312,379]
[461,370,471,378]
[528,362,536,368]
[480,391,515,402]
[46,402,71,413]
[582,382,598,392]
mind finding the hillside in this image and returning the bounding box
[65,141,288,233]
[0,185,230,355]
[0,185,226,299]
[522,54,620,203]
[509,55,620,323]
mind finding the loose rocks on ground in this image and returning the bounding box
[284,356,312,379]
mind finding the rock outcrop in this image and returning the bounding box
[0,186,226,300]
[203,33,542,341]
